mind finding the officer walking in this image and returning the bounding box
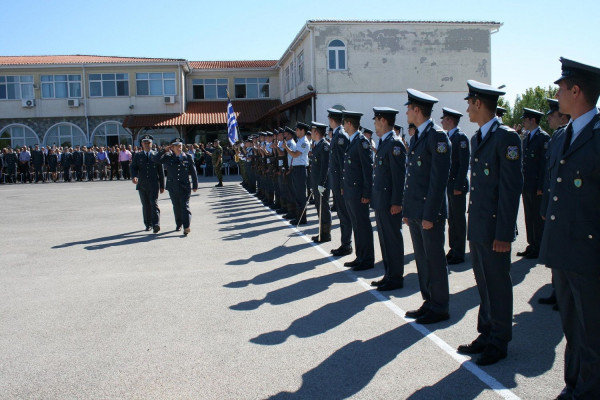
[309,121,332,243]
[131,134,165,233]
[371,107,406,291]
[327,108,353,256]
[402,89,451,325]
[457,80,523,366]
[540,58,600,399]
[153,138,198,235]
[283,122,310,225]
[341,110,375,271]
[441,107,470,265]
[516,108,550,259]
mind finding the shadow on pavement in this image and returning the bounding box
[226,242,310,267]
[52,230,172,249]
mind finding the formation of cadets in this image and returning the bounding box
[235,58,600,399]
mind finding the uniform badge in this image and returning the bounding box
[574,178,582,188]
[460,141,467,149]
[378,160,383,165]
[301,143,307,148]
[323,144,330,151]
[347,159,352,164]
[484,168,489,176]
[392,146,402,156]
[417,160,422,167]
[506,146,519,160]
[362,141,370,150]
[436,142,448,154]
[338,137,345,145]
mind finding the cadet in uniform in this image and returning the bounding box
[496,106,507,123]
[341,110,375,271]
[540,58,600,399]
[72,145,84,181]
[283,122,310,225]
[371,107,406,291]
[153,138,198,235]
[327,108,353,256]
[516,108,550,259]
[282,127,297,219]
[403,89,451,324]
[309,121,331,243]
[441,107,470,265]
[31,145,45,183]
[131,134,165,233]
[457,80,523,366]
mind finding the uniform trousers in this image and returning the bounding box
[168,189,191,229]
[33,164,44,182]
[63,166,71,182]
[313,187,331,225]
[331,185,352,247]
[553,268,600,399]
[138,189,160,227]
[6,166,16,183]
[344,198,374,265]
[447,190,467,258]
[85,165,95,180]
[407,219,449,314]
[469,240,513,351]
[74,165,83,181]
[375,209,404,283]
[291,167,307,210]
[522,191,544,252]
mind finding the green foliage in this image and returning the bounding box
[502,86,558,133]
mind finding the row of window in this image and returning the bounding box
[191,78,270,100]
[0,122,132,148]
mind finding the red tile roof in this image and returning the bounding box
[308,20,501,25]
[122,99,281,128]
[0,55,187,66]
[189,60,278,69]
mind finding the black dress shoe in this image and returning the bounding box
[415,310,450,325]
[176,226,182,231]
[331,246,353,257]
[312,235,331,243]
[457,339,487,354]
[516,248,531,257]
[276,208,287,214]
[447,257,465,265]
[352,263,374,271]
[377,280,404,291]
[524,251,539,259]
[153,225,160,233]
[405,305,428,319]
[371,278,387,287]
[476,345,507,366]
[446,252,453,260]
[538,293,557,305]
[144,226,151,231]
[343,259,360,267]
[553,304,559,311]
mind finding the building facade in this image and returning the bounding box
[0,20,501,148]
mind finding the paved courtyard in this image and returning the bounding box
[0,176,565,399]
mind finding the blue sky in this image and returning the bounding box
[3,0,599,105]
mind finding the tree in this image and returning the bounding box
[502,86,558,134]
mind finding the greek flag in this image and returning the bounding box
[227,99,239,145]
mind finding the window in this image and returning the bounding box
[297,52,304,83]
[44,123,87,148]
[192,79,228,100]
[290,60,296,89]
[0,75,34,100]
[41,75,82,98]
[284,67,290,93]
[89,73,129,97]
[136,72,176,96]
[328,40,347,70]
[234,78,269,98]
[91,122,132,147]
[0,125,39,148]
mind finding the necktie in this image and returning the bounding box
[415,129,419,142]
[563,123,573,154]
[476,129,482,146]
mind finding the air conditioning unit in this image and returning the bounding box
[68,99,80,107]
[164,95,176,104]
[22,99,35,108]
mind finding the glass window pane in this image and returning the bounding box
[149,73,162,79]
[192,79,202,85]
[21,84,34,99]
[0,76,5,83]
[7,83,19,99]
[329,39,345,47]
[247,84,258,98]
[258,78,269,83]
[102,80,116,96]
[70,82,81,98]
[259,84,269,98]
[204,85,216,99]
[42,83,54,98]
[217,85,227,99]
[106,123,118,135]
[205,79,216,84]
[247,78,257,83]
[164,80,175,95]
[7,76,17,83]
[234,78,244,84]
[136,73,148,79]
[55,75,67,82]
[193,85,204,99]
[0,85,6,99]
[116,73,127,80]
[116,80,128,96]
[90,81,101,97]
[69,75,81,81]
[149,79,162,95]
[89,74,101,80]
[163,72,175,79]
[329,50,336,69]
[338,51,346,69]
[137,80,149,95]
[20,75,33,82]
[102,74,115,80]
[59,125,71,135]
[235,84,246,98]
[12,126,24,136]
[217,79,227,84]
